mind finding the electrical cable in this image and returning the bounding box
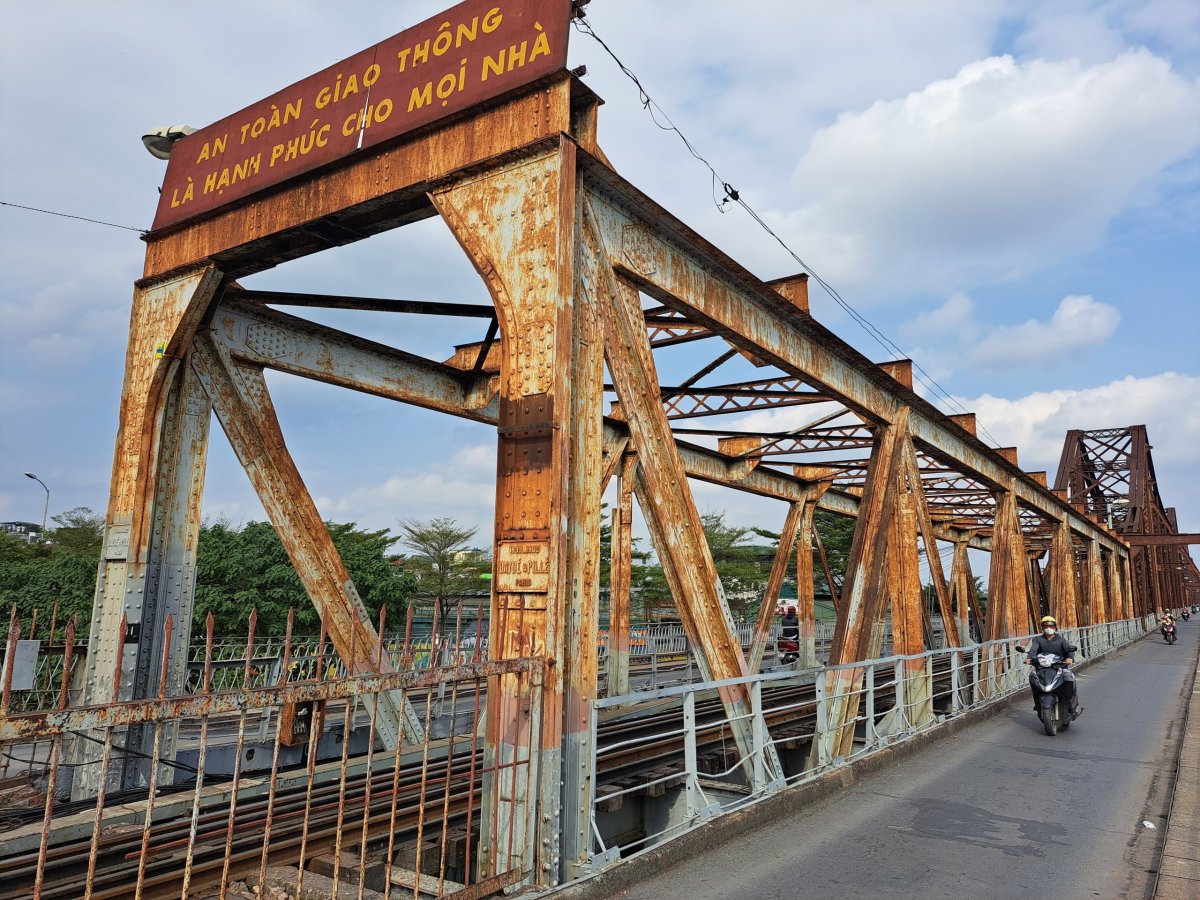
[0,200,147,234]
[573,14,1003,447]
[68,728,200,773]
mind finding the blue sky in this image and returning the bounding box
[1,1,1197,567]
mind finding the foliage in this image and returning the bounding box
[629,511,781,623]
[0,529,97,635]
[0,509,416,639]
[812,510,856,598]
[397,517,488,627]
[195,520,416,636]
[48,507,104,556]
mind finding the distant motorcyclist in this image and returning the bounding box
[1161,612,1178,644]
[1025,615,1079,717]
[780,606,800,664]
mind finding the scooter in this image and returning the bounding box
[1018,645,1078,736]
[1162,622,1177,644]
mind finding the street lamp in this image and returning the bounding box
[24,472,49,535]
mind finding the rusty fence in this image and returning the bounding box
[0,610,544,900]
[582,615,1155,875]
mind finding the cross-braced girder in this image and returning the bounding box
[85,65,1144,890]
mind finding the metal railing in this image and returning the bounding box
[4,614,964,716]
[0,609,544,900]
[582,614,1155,873]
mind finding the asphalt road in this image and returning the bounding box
[617,621,1199,900]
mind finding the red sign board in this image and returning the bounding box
[152,0,572,231]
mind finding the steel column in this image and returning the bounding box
[1086,540,1107,625]
[817,413,908,762]
[1048,520,1080,629]
[606,454,635,697]
[433,140,603,887]
[73,266,222,799]
[903,437,961,648]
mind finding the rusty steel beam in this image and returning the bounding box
[1086,540,1107,627]
[210,299,499,422]
[73,266,224,799]
[886,439,934,729]
[210,298,997,554]
[1047,520,1081,629]
[228,287,496,317]
[815,415,909,763]
[986,489,1032,640]
[1120,533,1200,546]
[189,333,422,750]
[585,196,782,787]
[947,536,975,641]
[904,437,961,649]
[432,140,602,885]
[580,164,1125,557]
[142,78,578,280]
[606,453,636,697]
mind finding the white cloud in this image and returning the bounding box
[903,293,1120,373]
[772,50,1200,294]
[317,469,496,537]
[971,294,1120,366]
[900,293,979,342]
[963,372,1200,531]
[1019,0,1200,68]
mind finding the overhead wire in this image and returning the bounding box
[573,13,1003,448]
[0,200,148,234]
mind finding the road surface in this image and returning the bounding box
[617,621,1198,900]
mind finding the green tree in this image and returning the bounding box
[49,507,104,556]
[194,519,416,636]
[0,507,106,635]
[397,517,486,629]
[701,511,770,621]
[628,511,777,624]
[812,510,856,598]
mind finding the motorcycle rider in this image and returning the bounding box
[780,605,800,664]
[1161,611,1177,641]
[1025,615,1079,717]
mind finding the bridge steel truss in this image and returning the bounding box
[1055,426,1200,613]
[78,72,1134,887]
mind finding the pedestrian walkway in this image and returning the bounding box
[1154,618,1200,900]
[608,624,1198,900]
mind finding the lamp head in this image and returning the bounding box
[24,472,36,480]
[141,125,197,160]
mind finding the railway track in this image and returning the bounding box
[1,658,960,898]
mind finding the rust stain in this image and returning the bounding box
[152,0,572,230]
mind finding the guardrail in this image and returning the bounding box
[4,617,958,713]
[0,607,545,899]
[582,614,1155,874]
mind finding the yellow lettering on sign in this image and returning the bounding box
[408,82,434,112]
[495,541,551,593]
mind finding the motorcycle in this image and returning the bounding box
[1162,622,1177,644]
[777,638,800,664]
[1018,645,1078,736]
[1182,610,1191,622]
